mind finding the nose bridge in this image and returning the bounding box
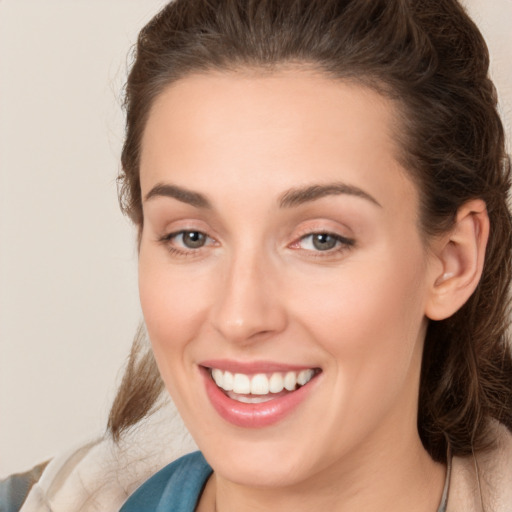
[211,242,286,344]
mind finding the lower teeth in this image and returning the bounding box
[226,392,279,404]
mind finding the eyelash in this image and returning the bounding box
[158,230,355,258]
[158,230,216,257]
[292,232,355,256]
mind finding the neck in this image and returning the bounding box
[199,422,446,512]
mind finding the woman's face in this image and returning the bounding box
[138,69,438,488]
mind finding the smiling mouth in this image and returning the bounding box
[207,367,321,403]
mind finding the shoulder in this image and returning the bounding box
[7,400,197,512]
[120,451,212,512]
[448,421,512,512]
[0,462,48,512]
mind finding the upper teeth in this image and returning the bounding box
[211,368,315,395]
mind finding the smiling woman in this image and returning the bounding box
[2,0,512,511]
[137,75,445,499]
[116,0,511,508]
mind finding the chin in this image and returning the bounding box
[208,448,316,488]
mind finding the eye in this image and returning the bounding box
[295,232,354,252]
[304,233,339,251]
[160,230,214,252]
[176,230,207,249]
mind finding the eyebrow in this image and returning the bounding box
[144,181,381,209]
[279,183,381,208]
[144,183,212,208]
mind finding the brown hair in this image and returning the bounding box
[109,0,512,462]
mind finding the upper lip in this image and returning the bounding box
[199,359,320,374]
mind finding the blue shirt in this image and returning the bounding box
[120,451,213,512]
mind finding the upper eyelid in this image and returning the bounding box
[298,230,352,239]
[293,226,355,242]
[158,225,355,248]
[295,232,355,246]
[161,229,212,241]
[160,229,354,240]
[160,226,211,238]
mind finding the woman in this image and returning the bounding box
[4,0,512,510]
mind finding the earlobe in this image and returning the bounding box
[425,199,489,321]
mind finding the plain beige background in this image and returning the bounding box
[0,0,510,478]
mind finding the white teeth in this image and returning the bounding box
[284,371,297,391]
[227,391,275,403]
[223,371,234,391]
[297,369,314,386]
[251,374,269,395]
[269,372,284,393]
[232,373,251,394]
[212,368,223,387]
[210,368,317,396]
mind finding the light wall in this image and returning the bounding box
[0,0,510,478]
[0,0,168,477]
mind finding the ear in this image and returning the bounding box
[425,199,489,321]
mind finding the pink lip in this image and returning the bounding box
[199,365,320,428]
[200,359,316,374]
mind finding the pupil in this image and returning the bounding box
[312,234,336,251]
[184,231,205,248]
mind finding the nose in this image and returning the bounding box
[210,249,287,345]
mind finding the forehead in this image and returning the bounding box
[139,68,416,214]
[142,68,399,158]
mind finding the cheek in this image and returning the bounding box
[287,246,428,394]
[293,258,425,343]
[297,271,426,448]
[138,249,211,357]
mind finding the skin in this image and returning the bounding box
[137,68,458,511]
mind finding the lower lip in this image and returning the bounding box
[200,367,318,428]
